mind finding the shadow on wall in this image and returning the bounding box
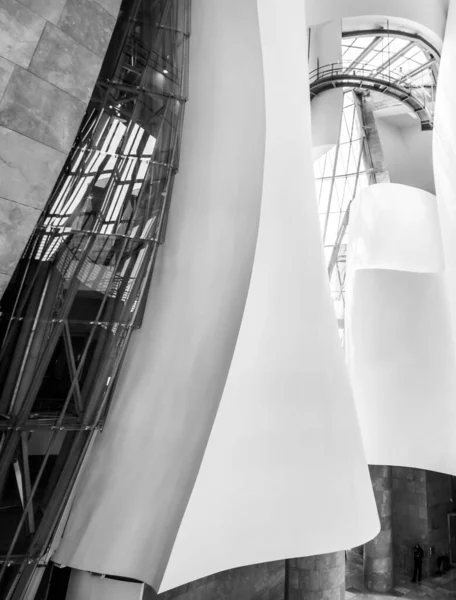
[143,561,285,600]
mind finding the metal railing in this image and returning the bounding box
[309,62,436,130]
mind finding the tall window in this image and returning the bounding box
[314,91,375,342]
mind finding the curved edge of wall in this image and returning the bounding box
[0,0,122,298]
[348,183,444,273]
[305,0,448,49]
[434,0,456,369]
[158,0,380,591]
[346,269,456,476]
[53,0,266,591]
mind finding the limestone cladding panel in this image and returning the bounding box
[29,22,103,103]
[0,127,66,209]
[0,272,9,297]
[0,56,14,101]
[0,196,40,275]
[0,0,45,68]
[94,0,122,18]
[0,67,86,153]
[58,0,116,58]
[0,0,121,295]
[17,0,67,25]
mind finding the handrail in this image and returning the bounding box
[309,62,432,88]
[309,62,435,130]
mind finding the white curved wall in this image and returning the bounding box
[160,0,379,591]
[348,184,444,272]
[346,269,456,475]
[346,184,456,475]
[53,0,266,589]
[306,0,449,45]
[56,0,381,593]
[309,20,344,160]
[375,117,435,195]
[434,0,456,355]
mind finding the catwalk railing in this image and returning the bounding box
[309,62,435,130]
[0,0,190,598]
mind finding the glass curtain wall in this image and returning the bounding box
[0,1,190,598]
[341,32,438,120]
[314,91,376,343]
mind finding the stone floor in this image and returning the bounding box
[345,551,456,599]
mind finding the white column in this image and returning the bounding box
[346,183,456,475]
[309,20,344,160]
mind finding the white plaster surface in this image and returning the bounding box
[160,0,379,591]
[66,570,143,600]
[346,269,456,475]
[54,0,380,594]
[309,20,344,160]
[434,0,456,362]
[348,184,444,273]
[346,184,456,476]
[306,0,448,47]
[54,0,266,590]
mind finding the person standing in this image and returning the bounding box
[411,544,424,583]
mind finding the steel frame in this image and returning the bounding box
[309,65,434,130]
[0,0,190,598]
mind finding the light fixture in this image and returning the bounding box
[163,69,168,74]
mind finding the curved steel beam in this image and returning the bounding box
[342,28,440,58]
[309,71,433,130]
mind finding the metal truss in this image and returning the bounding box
[0,0,190,598]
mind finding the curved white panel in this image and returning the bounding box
[348,183,444,273]
[346,269,456,475]
[53,0,266,590]
[434,0,456,356]
[306,0,448,46]
[159,0,379,591]
[309,20,344,160]
[66,571,143,600]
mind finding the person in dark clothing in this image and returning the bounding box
[411,544,424,582]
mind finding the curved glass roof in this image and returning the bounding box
[313,31,439,344]
[341,32,438,112]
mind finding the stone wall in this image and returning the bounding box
[148,561,285,600]
[392,467,429,577]
[392,467,453,578]
[426,469,453,572]
[0,0,122,296]
[364,465,393,592]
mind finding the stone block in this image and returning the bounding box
[58,0,116,58]
[298,570,320,592]
[29,22,102,103]
[0,271,10,297]
[17,0,67,24]
[320,564,344,588]
[293,556,316,570]
[0,67,85,153]
[380,513,392,528]
[0,196,39,274]
[0,0,45,68]
[0,126,66,208]
[0,56,14,101]
[94,0,122,18]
